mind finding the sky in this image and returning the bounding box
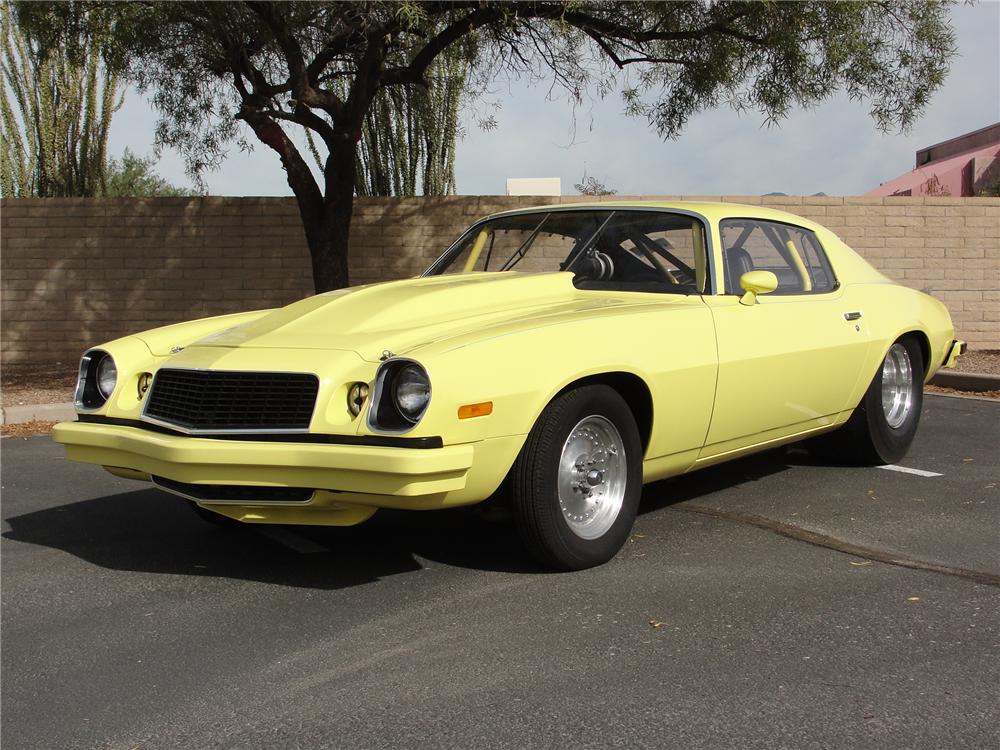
[108,1,1000,197]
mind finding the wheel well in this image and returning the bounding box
[555,372,653,452]
[899,330,931,376]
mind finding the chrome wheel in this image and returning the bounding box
[881,343,914,429]
[557,415,627,540]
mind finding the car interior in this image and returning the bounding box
[720,219,837,295]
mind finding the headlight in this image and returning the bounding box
[367,359,432,432]
[96,355,117,398]
[393,364,431,422]
[75,349,115,411]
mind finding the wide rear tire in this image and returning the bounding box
[510,385,642,570]
[812,337,924,465]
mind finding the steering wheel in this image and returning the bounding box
[574,249,616,282]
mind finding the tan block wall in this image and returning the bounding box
[1,195,997,370]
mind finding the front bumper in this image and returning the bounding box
[943,339,967,369]
[52,420,476,501]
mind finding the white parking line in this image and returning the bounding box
[878,464,943,478]
[254,527,329,554]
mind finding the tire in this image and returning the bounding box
[815,337,924,465]
[510,385,643,570]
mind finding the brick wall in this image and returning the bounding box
[1,195,997,369]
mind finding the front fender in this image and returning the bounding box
[412,301,718,470]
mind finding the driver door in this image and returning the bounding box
[700,219,872,458]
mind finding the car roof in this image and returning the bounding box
[484,200,828,234]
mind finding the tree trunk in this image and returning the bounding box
[307,204,351,293]
[245,112,356,295]
[305,136,357,293]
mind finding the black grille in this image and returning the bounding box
[153,476,314,503]
[144,369,318,431]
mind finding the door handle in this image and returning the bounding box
[843,311,862,321]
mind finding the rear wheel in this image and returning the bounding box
[812,337,924,465]
[510,385,642,570]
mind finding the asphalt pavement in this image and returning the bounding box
[2,394,998,750]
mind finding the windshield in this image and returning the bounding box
[425,209,709,294]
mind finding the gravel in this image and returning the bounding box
[954,349,1000,375]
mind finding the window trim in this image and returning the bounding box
[718,217,840,297]
[423,206,716,295]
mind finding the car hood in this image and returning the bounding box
[187,272,677,362]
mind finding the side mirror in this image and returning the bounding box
[739,270,778,306]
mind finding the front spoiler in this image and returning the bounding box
[52,420,474,499]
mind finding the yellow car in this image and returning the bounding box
[53,201,964,570]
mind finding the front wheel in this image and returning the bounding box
[814,337,924,465]
[509,385,643,570]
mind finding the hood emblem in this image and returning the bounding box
[170,345,185,354]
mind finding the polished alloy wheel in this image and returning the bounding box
[881,342,914,429]
[557,415,627,539]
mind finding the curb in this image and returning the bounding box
[0,402,76,426]
[929,371,1000,392]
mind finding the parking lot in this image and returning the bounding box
[2,394,998,749]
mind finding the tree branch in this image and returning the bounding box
[245,1,343,115]
[238,106,324,220]
[383,6,501,86]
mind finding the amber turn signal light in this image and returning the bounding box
[458,401,493,419]
[137,372,153,399]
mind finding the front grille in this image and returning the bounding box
[143,368,318,432]
[153,476,314,503]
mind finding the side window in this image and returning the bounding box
[594,211,710,293]
[720,219,837,295]
[439,212,604,275]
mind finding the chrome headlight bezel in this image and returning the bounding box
[75,350,116,411]
[366,359,431,433]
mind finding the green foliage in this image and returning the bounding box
[103,148,198,197]
[976,173,1000,198]
[575,173,617,196]
[36,0,953,182]
[15,1,958,291]
[350,48,467,197]
[1,1,122,197]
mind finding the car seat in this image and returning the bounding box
[724,247,754,294]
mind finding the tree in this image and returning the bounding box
[103,148,199,197]
[20,1,956,292]
[575,173,617,196]
[1,1,121,197]
[340,44,469,197]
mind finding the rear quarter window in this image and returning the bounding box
[720,219,838,295]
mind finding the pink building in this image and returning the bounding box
[867,122,1000,197]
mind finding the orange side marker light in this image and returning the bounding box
[458,401,493,419]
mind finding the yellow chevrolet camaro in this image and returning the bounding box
[54,202,964,569]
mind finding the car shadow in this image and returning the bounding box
[640,446,800,513]
[3,445,827,590]
[2,487,540,590]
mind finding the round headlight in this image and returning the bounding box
[392,364,430,422]
[96,355,117,398]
